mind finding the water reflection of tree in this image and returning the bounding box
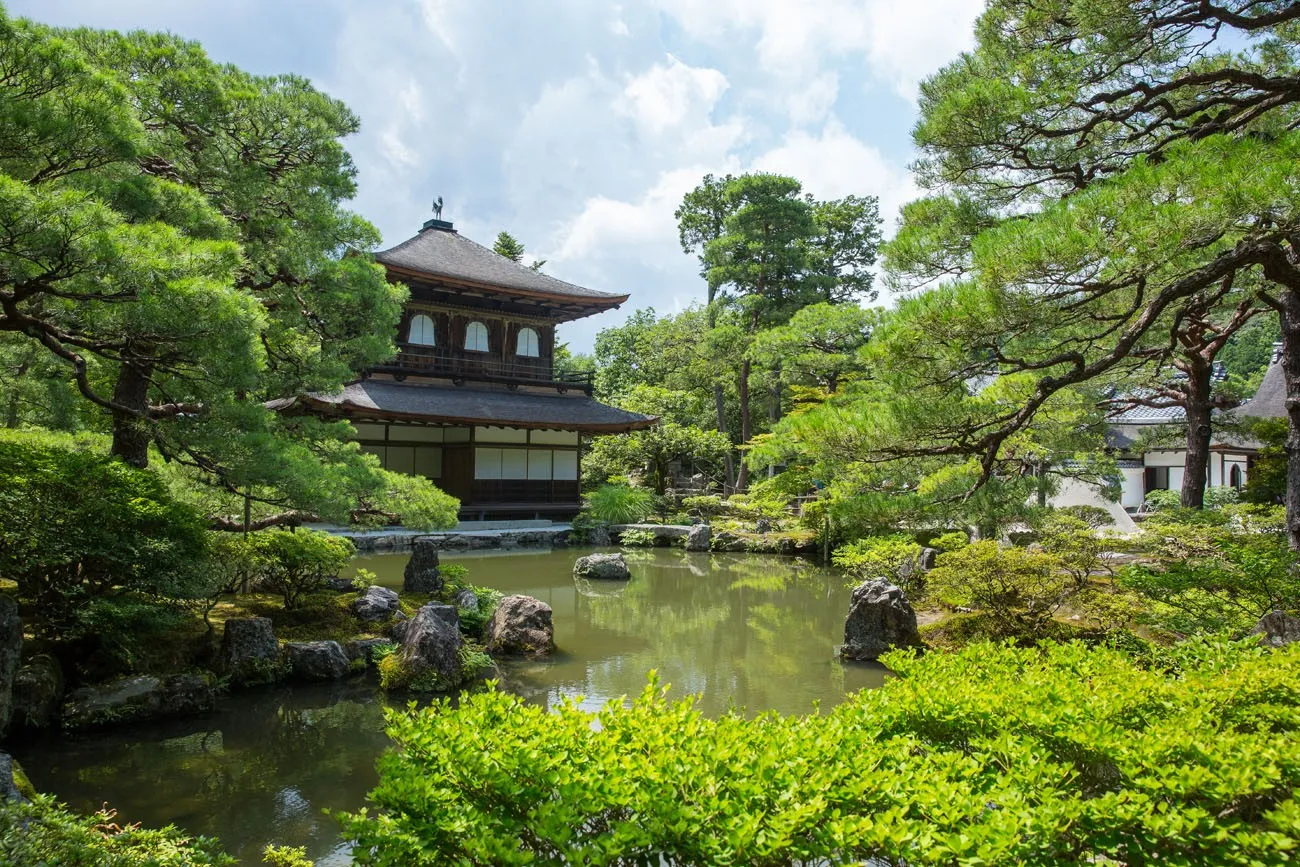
[567,552,874,717]
[19,681,396,864]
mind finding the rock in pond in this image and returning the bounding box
[345,637,395,666]
[685,523,711,552]
[486,595,555,656]
[396,604,462,687]
[219,617,282,685]
[353,585,401,622]
[0,751,29,803]
[403,538,443,594]
[573,552,631,580]
[1253,610,1300,648]
[285,641,350,681]
[0,595,20,737]
[11,654,63,731]
[586,524,612,547]
[454,588,480,613]
[62,673,216,730]
[839,579,923,661]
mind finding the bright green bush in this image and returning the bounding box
[339,640,1300,866]
[619,527,657,548]
[1037,514,1109,588]
[926,541,1071,635]
[832,535,923,592]
[0,430,210,635]
[584,483,655,524]
[1143,488,1182,512]
[1121,513,1300,635]
[681,494,725,519]
[242,528,355,609]
[1056,504,1115,528]
[0,794,234,866]
[928,530,969,553]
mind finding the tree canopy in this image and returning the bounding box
[0,8,456,529]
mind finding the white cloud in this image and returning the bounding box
[651,0,983,102]
[751,119,917,232]
[619,55,729,135]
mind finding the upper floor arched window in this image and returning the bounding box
[516,327,540,357]
[465,320,490,352]
[407,314,436,346]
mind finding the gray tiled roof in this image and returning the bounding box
[1238,351,1286,419]
[374,225,626,302]
[1107,404,1187,424]
[288,379,657,433]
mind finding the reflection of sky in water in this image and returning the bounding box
[17,547,887,864]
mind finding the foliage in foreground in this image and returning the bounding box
[340,640,1300,866]
[0,794,235,867]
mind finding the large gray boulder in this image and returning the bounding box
[396,603,463,687]
[1253,610,1300,648]
[573,552,631,580]
[353,585,401,622]
[62,674,216,730]
[219,617,282,685]
[285,641,350,681]
[11,654,63,731]
[486,595,555,656]
[403,539,444,594]
[840,579,924,661]
[586,524,612,547]
[0,595,20,737]
[686,523,711,552]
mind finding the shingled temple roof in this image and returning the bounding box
[1238,344,1286,420]
[374,222,628,307]
[278,379,657,433]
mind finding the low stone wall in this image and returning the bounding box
[341,528,572,554]
[609,523,690,543]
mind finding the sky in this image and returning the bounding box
[12,0,986,352]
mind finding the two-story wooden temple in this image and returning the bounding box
[279,216,655,520]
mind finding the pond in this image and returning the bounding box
[14,547,886,865]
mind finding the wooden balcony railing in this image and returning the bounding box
[375,345,594,393]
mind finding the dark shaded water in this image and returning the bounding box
[14,547,886,864]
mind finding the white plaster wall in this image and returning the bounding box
[1119,468,1145,509]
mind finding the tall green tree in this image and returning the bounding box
[804,195,883,304]
[0,9,456,530]
[700,174,815,490]
[492,230,544,271]
[877,0,1300,541]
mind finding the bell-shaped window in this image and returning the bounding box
[465,320,489,352]
[407,314,436,346]
[516,327,540,357]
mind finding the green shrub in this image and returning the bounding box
[1120,515,1300,635]
[339,641,1300,866]
[926,541,1071,635]
[681,494,725,519]
[584,483,655,524]
[928,530,969,553]
[619,528,657,548]
[1143,488,1182,512]
[0,794,234,866]
[244,529,355,609]
[832,535,924,592]
[0,430,211,636]
[1057,504,1115,528]
[1037,514,1109,588]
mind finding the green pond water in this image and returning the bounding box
[14,547,887,865]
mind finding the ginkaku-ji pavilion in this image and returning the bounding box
[276,214,655,520]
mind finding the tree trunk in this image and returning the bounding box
[1179,361,1214,509]
[109,357,154,468]
[1279,296,1300,550]
[736,357,751,491]
[714,382,735,492]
